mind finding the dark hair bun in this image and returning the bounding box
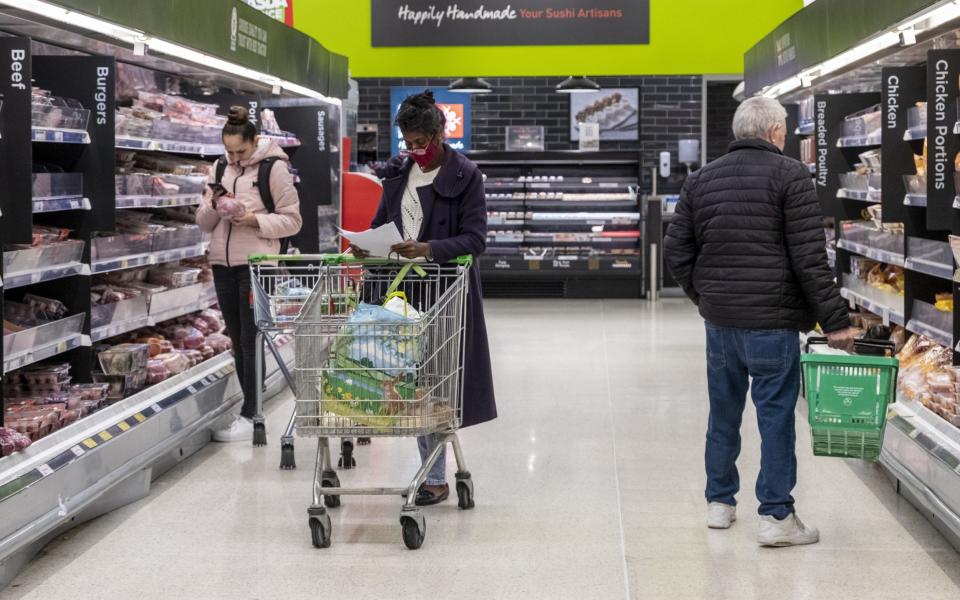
[227,106,250,126]
[421,90,435,104]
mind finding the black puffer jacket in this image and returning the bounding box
[665,139,849,333]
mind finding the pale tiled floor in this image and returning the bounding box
[2,300,960,600]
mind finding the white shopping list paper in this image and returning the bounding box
[338,222,405,257]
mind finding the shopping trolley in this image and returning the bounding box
[285,254,475,550]
[802,337,899,460]
[248,256,360,470]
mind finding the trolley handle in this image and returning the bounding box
[247,253,474,267]
[805,336,896,356]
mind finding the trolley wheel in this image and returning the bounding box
[456,482,475,510]
[279,442,296,470]
[322,479,341,508]
[309,511,332,548]
[401,516,425,550]
[338,440,356,470]
[357,437,372,446]
[252,420,267,447]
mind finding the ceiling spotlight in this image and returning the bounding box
[448,77,494,94]
[555,76,601,94]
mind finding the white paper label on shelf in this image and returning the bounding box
[37,464,54,477]
[151,403,162,414]
[882,311,890,327]
[70,445,85,457]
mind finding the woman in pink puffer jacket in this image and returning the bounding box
[196,106,302,442]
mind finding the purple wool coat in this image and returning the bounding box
[372,145,497,428]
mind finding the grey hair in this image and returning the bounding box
[732,97,787,140]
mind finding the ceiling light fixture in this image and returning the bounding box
[555,76,601,94]
[448,77,494,94]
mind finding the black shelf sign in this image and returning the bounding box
[882,66,925,225]
[371,0,649,47]
[927,50,960,231]
[0,37,34,244]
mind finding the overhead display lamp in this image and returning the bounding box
[555,76,601,93]
[448,77,494,94]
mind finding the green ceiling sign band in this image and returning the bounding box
[45,0,348,97]
[744,0,939,96]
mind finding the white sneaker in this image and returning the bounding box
[213,415,254,443]
[758,513,820,547]
[706,502,737,529]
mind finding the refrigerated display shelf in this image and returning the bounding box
[90,315,152,343]
[837,238,906,267]
[3,262,89,290]
[904,127,927,141]
[836,135,881,148]
[3,332,86,375]
[906,318,953,349]
[0,339,293,587]
[837,188,881,202]
[904,257,954,281]
[839,287,905,325]
[147,295,218,329]
[881,398,960,552]
[115,194,203,209]
[796,121,814,136]
[906,194,928,207]
[260,134,301,148]
[32,196,91,213]
[91,243,207,274]
[480,255,640,274]
[524,199,638,211]
[115,135,224,156]
[31,127,90,145]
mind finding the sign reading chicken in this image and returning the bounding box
[390,87,472,153]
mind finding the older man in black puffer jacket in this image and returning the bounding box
[665,96,855,548]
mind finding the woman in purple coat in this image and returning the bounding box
[353,91,497,506]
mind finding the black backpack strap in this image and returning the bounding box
[257,157,278,213]
[255,157,291,256]
[214,157,228,184]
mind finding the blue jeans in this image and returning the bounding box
[418,434,447,486]
[704,324,800,520]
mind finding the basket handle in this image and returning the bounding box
[805,336,896,356]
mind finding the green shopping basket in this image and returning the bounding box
[800,337,899,460]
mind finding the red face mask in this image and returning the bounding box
[404,140,440,169]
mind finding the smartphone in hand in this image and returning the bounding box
[208,182,228,196]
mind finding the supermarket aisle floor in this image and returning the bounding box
[3,299,960,600]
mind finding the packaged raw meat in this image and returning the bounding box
[200,345,215,361]
[189,317,217,336]
[23,294,68,319]
[147,266,202,288]
[93,369,148,400]
[196,309,226,333]
[71,383,112,401]
[21,363,71,387]
[98,343,150,375]
[146,358,170,385]
[0,427,32,455]
[179,349,204,367]
[216,197,245,219]
[205,333,232,353]
[80,399,102,416]
[155,352,191,375]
